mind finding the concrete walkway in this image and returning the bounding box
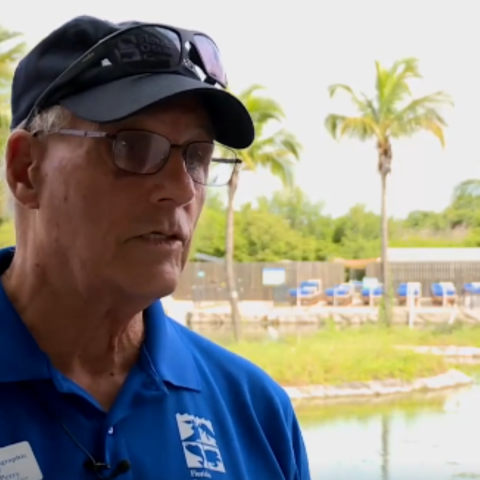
[283,369,473,402]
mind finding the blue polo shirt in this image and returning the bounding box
[0,247,310,480]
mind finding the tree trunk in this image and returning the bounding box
[378,144,392,326]
[225,169,242,342]
[380,170,390,319]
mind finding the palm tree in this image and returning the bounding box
[225,85,302,341]
[325,58,452,322]
[0,26,26,216]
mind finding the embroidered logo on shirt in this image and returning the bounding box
[176,412,226,477]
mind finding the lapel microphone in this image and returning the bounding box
[22,384,131,479]
[84,459,131,479]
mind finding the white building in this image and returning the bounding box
[387,248,480,262]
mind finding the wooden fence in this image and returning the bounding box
[175,262,345,302]
[366,262,480,295]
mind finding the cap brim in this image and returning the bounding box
[60,74,254,149]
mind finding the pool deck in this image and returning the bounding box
[168,300,480,325]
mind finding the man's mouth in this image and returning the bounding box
[138,231,185,245]
[143,232,178,240]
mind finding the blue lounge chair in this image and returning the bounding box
[463,282,480,307]
[397,282,421,306]
[288,279,322,306]
[431,282,457,306]
[325,283,353,306]
[361,284,384,305]
[464,282,480,295]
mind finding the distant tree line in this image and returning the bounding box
[187,180,480,263]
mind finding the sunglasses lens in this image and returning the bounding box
[113,26,182,69]
[193,34,227,87]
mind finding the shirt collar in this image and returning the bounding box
[0,247,52,382]
[0,247,201,391]
[143,300,201,392]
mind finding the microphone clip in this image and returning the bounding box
[84,458,131,479]
[84,459,111,472]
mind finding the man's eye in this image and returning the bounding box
[119,140,139,155]
[190,149,206,161]
[187,145,212,165]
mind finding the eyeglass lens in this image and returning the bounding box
[113,131,237,186]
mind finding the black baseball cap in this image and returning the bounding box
[10,16,255,149]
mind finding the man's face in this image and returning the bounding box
[30,97,210,300]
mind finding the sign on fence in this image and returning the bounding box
[262,267,286,286]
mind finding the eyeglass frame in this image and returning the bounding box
[31,128,242,186]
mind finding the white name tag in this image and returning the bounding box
[0,442,42,480]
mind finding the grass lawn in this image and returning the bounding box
[225,322,480,386]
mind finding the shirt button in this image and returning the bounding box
[107,426,114,435]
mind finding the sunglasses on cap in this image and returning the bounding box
[25,23,227,126]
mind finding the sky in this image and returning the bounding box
[2,0,479,218]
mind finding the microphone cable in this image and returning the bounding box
[21,383,131,479]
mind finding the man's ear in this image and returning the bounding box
[4,130,41,209]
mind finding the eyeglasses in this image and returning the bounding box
[26,23,227,126]
[33,129,241,187]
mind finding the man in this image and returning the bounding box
[0,16,310,480]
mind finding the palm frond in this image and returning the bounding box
[237,84,266,100]
[389,110,446,145]
[0,26,26,137]
[226,84,301,187]
[361,94,380,122]
[328,83,376,118]
[0,27,26,64]
[0,28,23,43]
[376,58,422,120]
[389,91,452,146]
[242,129,301,172]
[234,85,286,139]
[0,42,26,64]
[393,91,453,122]
[325,114,379,141]
[253,151,295,186]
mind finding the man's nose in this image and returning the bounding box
[149,149,197,206]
